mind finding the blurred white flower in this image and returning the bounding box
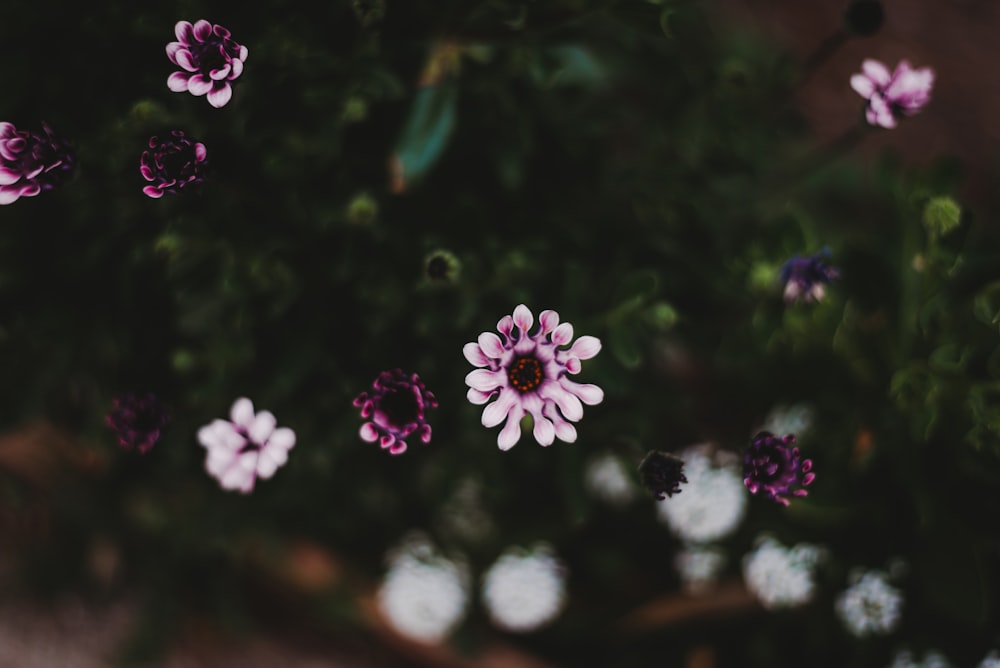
[584,453,636,505]
[657,445,747,544]
[482,543,567,632]
[762,403,814,437]
[888,649,953,668]
[376,534,470,643]
[835,569,904,637]
[742,536,824,609]
[978,651,1000,668]
[675,546,725,593]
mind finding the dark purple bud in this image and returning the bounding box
[743,431,815,506]
[140,131,208,198]
[106,393,170,454]
[638,450,688,500]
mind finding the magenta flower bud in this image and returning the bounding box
[105,392,170,454]
[0,122,74,205]
[139,131,208,198]
[166,20,249,108]
[743,431,815,506]
[353,369,438,455]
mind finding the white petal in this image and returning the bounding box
[268,427,296,451]
[561,378,605,406]
[463,342,491,367]
[249,410,277,444]
[497,407,524,450]
[467,388,492,405]
[539,309,560,333]
[256,446,288,479]
[551,323,574,346]
[541,383,583,421]
[360,422,379,442]
[569,335,601,360]
[513,304,534,334]
[861,59,891,86]
[167,71,192,92]
[198,421,243,451]
[850,73,876,98]
[478,332,506,358]
[466,368,503,392]
[230,397,255,428]
[532,416,555,446]
[482,392,517,428]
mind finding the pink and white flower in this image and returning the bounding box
[166,20,249,109]
[197,397,296,493]
[464,304,603,450]
[850,58,934,129]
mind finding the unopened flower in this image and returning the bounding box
[377,534,470,643]
[743,431,815,506]
[105,392,170,453]
[353,369,437,455]
[657,445,747,544]
[464,304,603,450]
[423,249,461,285]
[482,544,567,632]
[835,569,904,637]
[675,547,725,593]
[197,397,296,493]
[743,536,824,609]
[584,453,636,505]
[888,649,953,668]
[638,450,688,500]
[851,59,934,129]
[166,20,248,108]
[139,131,207,198]
[0,122,74,205]
[780,251,839,303]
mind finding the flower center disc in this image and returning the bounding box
[380,387,420,427]
[508,356,543,393]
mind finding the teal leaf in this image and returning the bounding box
[390,82,458,192]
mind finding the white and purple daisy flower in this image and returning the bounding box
[197,397,296,493]
[139,131,207,198]
[353,369,437,455]
[850,58,934,129]
[0,121,74,205]
[464,305,603,450]
[166,20,248,109]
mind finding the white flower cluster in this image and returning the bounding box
[978,651,1000,668]
[675,546,726,593]
[742,536,824,609]
[481,543,567,632]
[888,649,953,668]
[835,569,904,637]
[657,445,747,544]
[762,403,814,438]
[376,534,470,643]
[584,453,636,506]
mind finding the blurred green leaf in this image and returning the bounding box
[390,82,458,193]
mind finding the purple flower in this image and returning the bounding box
[465,304,603,450]
[0,122,74,205]
[353,369,438,455]
[166,20,248,108]
[780,251,839,303]
[140,131,207,198]
[197,397,296,493]
[638,450,688,500]
[743,431,815,506]
[105,392,170,454]
[850,58,934,129]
